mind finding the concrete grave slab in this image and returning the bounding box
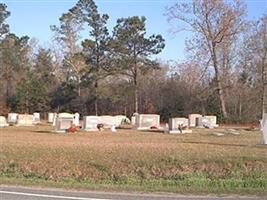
[83,116,102,131]
[16,114,34,126]
[0,116,9,127]
[134,114,160,130]
[189,114,202,127]
[8,113,18,124]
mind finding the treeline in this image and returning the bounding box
[0,0,266,123]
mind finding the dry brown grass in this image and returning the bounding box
[0,124,267,194]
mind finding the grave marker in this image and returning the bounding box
[16,114,34,126]
[83,116,101,131]
[0,116,9,127]
[134,114,160,130]
[189,114,202,127]
[8,113,18,124]
[168,117,191,134]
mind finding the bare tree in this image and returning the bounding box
[166,0,246,120]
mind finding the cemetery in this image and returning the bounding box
[0,115,266,196]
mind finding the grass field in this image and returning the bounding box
[0,124,267,196]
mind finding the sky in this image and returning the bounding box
[2,0,267,61]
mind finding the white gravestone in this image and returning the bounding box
[55,116,74,133]
[16,114,34,126]
[33,112,41,124]
[204,115,218,127]
[189,114,202,127]
[262,114,267,145]
[52,113,58,126]
[74,113,80,127]
[168,117,192,134]
[8,113,18,124]
[83,116,102,131]
[131,116,136,126]
[0,116,9,127]
[48,113,55,123]
[134,114,160,130]
[100,115,117,128]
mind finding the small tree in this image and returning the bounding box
[110,16,165,113]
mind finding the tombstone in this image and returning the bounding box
[188,114,202,127]
[131,113,138,126]
[52,113,58,126]
[0,116,9,127]
[16,114,34,126]
[8,113,18,124]
[115,115,130,126]
[55,116,74,133]
[131,116,136,126]
[168,117,191,134]
[134,114,160,130]
[262,114,267,145]
[196,116,214,128]
[48,113,54,123]
[100,115,117,128]
[83,116,102,131]
[33,112,41,124]
[74,113,80,127]
[204,115,218,127]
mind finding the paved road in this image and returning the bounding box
[0,186,266,200]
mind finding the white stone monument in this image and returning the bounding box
[83,116,102,131]
[55,116,74,133]
[134,114,160,130]
[7,113,18,124]
[0,116,9,127]
[16,114,34,126]
[204,115,218,127]
[168,117,192,134]
[33,112,41,124]
[74,113,80,127]
[48,113,55,123]
[188,114,202,127]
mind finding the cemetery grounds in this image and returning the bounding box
[0,124,267,196]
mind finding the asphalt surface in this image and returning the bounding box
[0,186,266,200]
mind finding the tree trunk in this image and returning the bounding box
[134,78,138,113]
[263,62,267,116]
[211,44,228,120]
[95,80,98,116]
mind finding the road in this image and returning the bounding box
[0,186,266,200]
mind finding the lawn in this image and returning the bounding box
[0,124,266,196]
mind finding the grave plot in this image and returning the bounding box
[133,114,160,130]
[168,117,192,134]
[0,116,9,127]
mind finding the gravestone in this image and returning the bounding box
[131,113,138,126]
[262,114,267,145]
[8,113,18,124]
[16,114,34,126]
[115,115,130,126]
[134,114,160,130]
[0,116,9,127]
[48,113,55,123]
[55,116,74,133]
[168,117,191,134]
[83,116,101,131]
[74,113,80,127]
[100,115,117,128]
[189,114,202,127]
[204,115,218,127]
[33,112,41,124]
[196,117,211,128]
